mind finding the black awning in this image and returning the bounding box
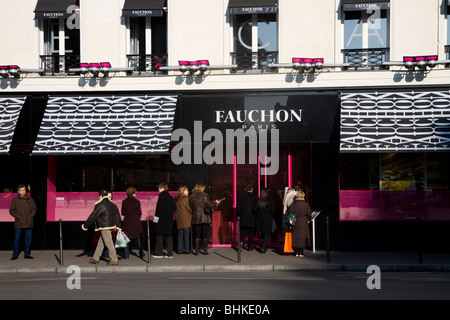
[228,0,278,15]
[34,0,77,19]
[122,0,164,17]
[341,0,390,11]
[340,91,450,152]
[0,96,27,154]
[32,95,177,155]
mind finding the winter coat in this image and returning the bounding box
[83,197,122,231]
[288,198,312,249]
[175,194,193,230]
[189,191,217,225]
[155,191,176,235]
[9,194,37,229]
[121,195,144,239]
[282,188,297,215]
[237,191,257,228]
[255,200,275,234]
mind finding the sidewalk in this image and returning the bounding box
[1,247,449,274]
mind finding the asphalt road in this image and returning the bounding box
[0,271,449,302]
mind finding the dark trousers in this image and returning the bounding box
[13,228,32,258]
[155,234,173,257]
[260,232,269,251]
[240,227,255,250]
[193,223,209,240]
[177,228,191,253]
[124,237,143,259]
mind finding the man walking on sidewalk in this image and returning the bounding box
[9,184,37,260]
[82,189,122,265]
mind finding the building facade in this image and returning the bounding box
[0,0,449,251]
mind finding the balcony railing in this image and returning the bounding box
[126,54,168,75]
[230,51,278,73]
[40,54,80,75]
[342,48,389,70]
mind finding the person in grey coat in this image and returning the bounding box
[288,190,312,257]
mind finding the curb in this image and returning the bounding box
[1,264,449,274]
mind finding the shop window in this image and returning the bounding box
[339,153,450,221]
[231,13,278,72]
[339,154,379,190]
[381,153,425,191]
[55,155,180,192]
[427,153,450,190]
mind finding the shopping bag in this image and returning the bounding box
[115,230,130,248]
[284,231,294,253]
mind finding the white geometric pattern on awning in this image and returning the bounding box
[32,95,177,155]
[0,96,26,154]
[340,90,450,152]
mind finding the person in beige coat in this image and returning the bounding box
[175,186,193,254]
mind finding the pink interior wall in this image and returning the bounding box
[340,190,450,222]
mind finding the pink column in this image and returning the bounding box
[258,155,261,197]
[47,156,56,221]
[288,154,292,188]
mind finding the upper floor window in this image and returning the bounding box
[229,0,278,72]
[342,1,390,69]
[123,0,167,75]
[446,3,450,59]
[35,0,80,75]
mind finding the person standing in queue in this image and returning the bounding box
[175,185,193,254]
[254,188,274,253]
[237,184,257,251]
[121,187,144,259]
[288,189,312,257]
[153,183,176,258]
[189,183,219,255]
[9,184,37,260]
[82,189,122,265]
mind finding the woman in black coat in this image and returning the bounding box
[254,188,274,253]
[288,190,312,257]
[121,187,144,259]
[153,183,176,258]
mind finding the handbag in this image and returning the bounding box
[287,213,296,226]
[115,230,130,248]
[203,196,214,215]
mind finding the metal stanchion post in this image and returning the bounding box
[147,218,151,264]
[326,216,330,263]
[59,219,63,265]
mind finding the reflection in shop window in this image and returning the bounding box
[381,153,425,191]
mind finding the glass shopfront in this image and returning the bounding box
[339,90,450,222]
[1,90,340,250]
